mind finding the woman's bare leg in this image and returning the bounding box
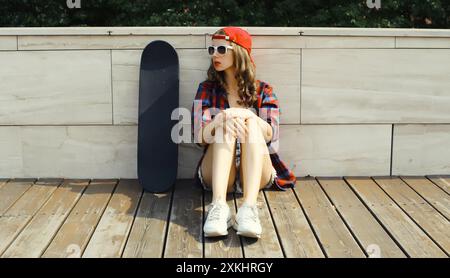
[200,130,237,203]
[240,117,274,206]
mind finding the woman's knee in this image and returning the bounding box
[245,116,258,125]
[214,126,237,144]
[242,117,264,144]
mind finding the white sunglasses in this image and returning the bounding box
[207,45,234,56]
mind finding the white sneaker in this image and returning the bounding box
[203,201,232,237]
[233,204,262,238]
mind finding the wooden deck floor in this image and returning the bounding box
[0,176,448,258]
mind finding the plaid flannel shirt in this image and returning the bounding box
[191,80,296,190]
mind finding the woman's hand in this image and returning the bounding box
[212,110,226,129]
[224,107,257,120]
[226,117,248,140]
[213,110,249,139]
[224,108,272,143]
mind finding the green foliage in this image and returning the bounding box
[0,0,448,28]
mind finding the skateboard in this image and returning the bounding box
[138,40,179,192]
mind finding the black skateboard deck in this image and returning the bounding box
[138,40,179,192]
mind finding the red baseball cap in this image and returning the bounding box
[212,26,255,68]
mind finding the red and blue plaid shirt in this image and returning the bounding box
[191,80,296,190]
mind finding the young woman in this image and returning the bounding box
[191,27,296,239]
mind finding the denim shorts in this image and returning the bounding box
[197,138,277,194]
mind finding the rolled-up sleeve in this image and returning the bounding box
[258,84,280,152]
[191,82,213,147]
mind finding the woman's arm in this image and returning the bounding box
[254,116,273,143]
[224,108,273,143]
[197,119,216,147]
[196,110,227,146]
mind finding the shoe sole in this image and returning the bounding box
[233,221,261,239]
[204,217,233,237]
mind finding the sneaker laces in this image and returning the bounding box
[207,202,226,222]
[239,205,259,223]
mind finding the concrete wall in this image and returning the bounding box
[0,27,449,179]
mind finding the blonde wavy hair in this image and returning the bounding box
[206,29,258,108]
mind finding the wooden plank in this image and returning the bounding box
[396,37,450,48]
[297,28,450,37]
[0,36,17,50]
[280,125,391,178]
[250,49,301,124]
[0,179,62,255]
[0,178,9,190]
[82,179,142,258]
[42,179,117,258]
[294,177,366,258]
[0,178,36,215]
[374,177,450,255]
[122,190,172,258]
[304,36,395,48]
[235,192,284,258]
[0,51,112,125]
[19,35,203,50]
[392,125,450,175]
[164,179,203,258]
[1,26,448,37]
[427,176,450,195]
[204,193,243,258]
[345,177,447,257]
[249,36,304,48]
[318,178,406,258]
[302,49,450,124]
[9,126,137,179]
[1,179,88,258]
[400,176,450,220]
[264,189,324,257]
